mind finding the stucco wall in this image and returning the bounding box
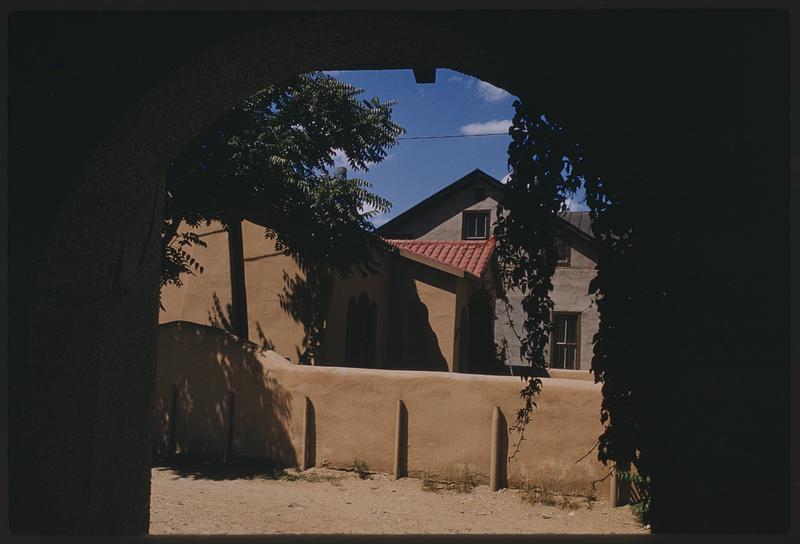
[495,230,599,371]
[159,220,309,361]
[386,258,461,371]
[317,249,394,368]
[155,321,612,498]
[160,221,465,372]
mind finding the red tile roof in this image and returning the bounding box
[384,238,496,279]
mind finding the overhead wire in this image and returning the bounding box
[397,132,509,140]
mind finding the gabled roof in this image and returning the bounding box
[377,169,594,242]
[376,168,505,235]
[558,211,593,240]
[385,238,496,280]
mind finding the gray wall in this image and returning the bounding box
[495,230,598,372]
[381,179,504,240]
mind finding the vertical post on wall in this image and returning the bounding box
[227,217,249,341]
[300,396,315,471]
[609,466,619,507]
[489,406,507,491]
[167,384,178,458]
[393,400,408,479]
[222,391,235,463]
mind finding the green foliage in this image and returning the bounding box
[353,458,369,479]
[495,99,650,525]
[160,72,405,295]
[277,469,343,485]
[207,292,275,351]
[618,469,651,525]
[494,103,584,446]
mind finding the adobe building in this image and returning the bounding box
[160,169,599,375]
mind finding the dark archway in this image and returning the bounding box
[344,293,377,368]
[9,11,789,535]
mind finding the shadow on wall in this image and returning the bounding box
[207,291,275,351]
[278,266,334,365]
[389,269,449,372]
[153,321,297,472]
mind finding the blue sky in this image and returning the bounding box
[323,68,588,226]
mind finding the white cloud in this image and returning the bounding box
[459,119,512,136]
[448,74,465,82]
[323,70,344,76]
[331,149,349,169]
[331,149,390,170]
[475,80,512,103]
[359,201,389,227]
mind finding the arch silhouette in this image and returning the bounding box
[10,11,789,535]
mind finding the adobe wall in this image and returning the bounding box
[317,249,394,368]
[387,258,460,371]
[159,220,309,362]
[155,321,612,498]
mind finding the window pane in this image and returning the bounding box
[464,213,489,239]
[555,316,567,342]
[555,237,570,263]
[552,344,564,369]
[477,215,487,237]
[565,345,576,369]
[565,316,576,343]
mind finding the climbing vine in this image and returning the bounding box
[496,99,647,520]
[494,101,583,448]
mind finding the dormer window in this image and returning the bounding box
[463,211,490,240]
[555,237,571,266]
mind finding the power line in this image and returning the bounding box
[397,132,509,140]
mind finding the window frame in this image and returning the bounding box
[549,312,581,370]
[462,210,491,240]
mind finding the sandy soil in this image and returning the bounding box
[149,464,649,535]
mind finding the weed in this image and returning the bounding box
[455,463,476,493]
[277,469,343,485]
[520,481,558,507]
[353,458,370,479]
[558,494,581,511]
[421,472,441,493]
[520,480,590,511]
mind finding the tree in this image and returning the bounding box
[160,71,405,292]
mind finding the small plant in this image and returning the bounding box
[520,481,558,507]
[353,458,370,479]
[421,472,441,493]
[276,469,343,485]
[618,468,651,525]
[455,463,476,494]
[558,494,581,511]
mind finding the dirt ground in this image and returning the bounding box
[149,463,649,535]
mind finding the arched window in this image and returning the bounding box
[344,293,377,367]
